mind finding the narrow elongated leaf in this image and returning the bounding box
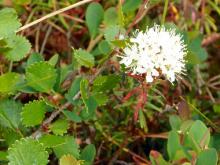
[65,76,82,104]
[167,130,181,160]
[63,110,82,123]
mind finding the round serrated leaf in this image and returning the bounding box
[80,144,96,163]
[0,99,22,129]
[0,72,20,94]
[49,119,69,135]
[4,35,31,61]
[7,138,49,165]
[26,61,57,92]
[53,136,80,159]
[74,49,95,68]
[60,155,84,165]
[21,100,47,127]
[0,8,21,38]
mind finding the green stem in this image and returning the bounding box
[8,61,13,72]
[161,0,169,25]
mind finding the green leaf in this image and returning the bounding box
[26,61,57,92]
[169,115,181,130]
[60,155,84,165]
[187,35,208,64]
[122,0,142,14]
[4,35,31,62]
[104,25,121,42]
[213,104,220,113]
[104,7,118,26]
[0,38,10,52]
[65,76,82,103]
[80,96,98,120]
[39,134,66,148]
[26,53,44,67]
[92,92,108,106]
[8,138,48,165]
[186,120,210,152]
[80,79,89,105]
[0,151,7,161]
[93,75,120,92]
[85,2,104,38]
[0,72,20,94]
[150,150,170,165]
[53,136,80,159]
[80,144,96,165]
[196,148,218,165]
[49,119,69,135]
[210,133,220,151]
[138,110,148,132]
[0,128,21,146]
[0,8,21,38]
[74,49,95,68]
[167,131,181,160]
[63,110,82,123]
[48,54,59,66]
[98,40,112,55]
[21,100,47,127]
[12,0,31,5]
[117,0,125,27]
[0,100,22,130]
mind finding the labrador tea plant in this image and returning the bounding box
[0,0,220,165]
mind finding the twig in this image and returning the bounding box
[35,24,41,52]
[87,34,103,52]
[40,25,52,54]
[126,0,149,34]
[17,0,94,32]
[202,33,220,46]
[47,20,66,34]
[102,131,150,164]
[32,101,71,138]
[61,13,85,23]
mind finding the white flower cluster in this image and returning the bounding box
[119,25,187,83]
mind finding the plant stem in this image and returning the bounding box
[161,0,169,24]
[8,61,13,72]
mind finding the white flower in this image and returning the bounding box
[119,24,187,83]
